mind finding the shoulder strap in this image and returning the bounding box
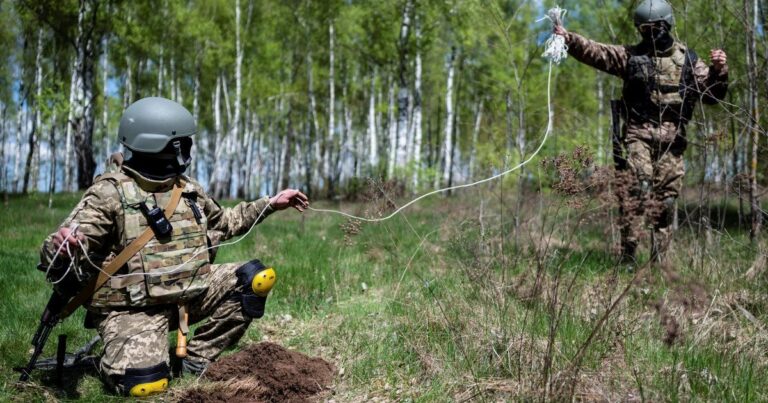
[60,179,186,319]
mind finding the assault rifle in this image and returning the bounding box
[17,288,69,382]
[610,100,627,171]
[15,264,98,384]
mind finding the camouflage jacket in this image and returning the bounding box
[566,32,728,144]
[39,154,274,306]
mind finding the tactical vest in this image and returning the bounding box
[89,172,212,309]
[622,42,698,124]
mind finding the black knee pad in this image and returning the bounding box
[235,259,276,319]
[119,362,169,397]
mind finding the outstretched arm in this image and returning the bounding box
[693,49,728,105]
[205,189,309,241]
[554,26,630,77]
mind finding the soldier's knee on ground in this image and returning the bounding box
[235,259,276,319]
[114,362,170,397]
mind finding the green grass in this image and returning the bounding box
[1,190,767,401]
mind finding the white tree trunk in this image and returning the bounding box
[23,28,45,193]
[101,35,110,165]
[442,47,456,186]
[469,100,483,181]
[157,45,164,96]
[64,53,76,191]
[367,70,378,169]
[340,83,354,183]
[123,55,133,109]
[387,78,397,178]
[191,70,200,178]
[47,108,57,208]
[325,22,335,189]
[209,76,223,191]
[411,18,423,189]
[307,52,321,189]
[395,0,413,172]
[596,75,604,164]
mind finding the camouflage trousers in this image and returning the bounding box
[618,139,685,261]
[95,262,251,378]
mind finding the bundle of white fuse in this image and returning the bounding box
[540,6,568,65]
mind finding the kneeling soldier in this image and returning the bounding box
[39,97,308,396]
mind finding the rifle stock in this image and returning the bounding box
[17,288,71,382]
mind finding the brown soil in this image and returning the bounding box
[181,342,336,403]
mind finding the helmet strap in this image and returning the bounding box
[173,140,191,167]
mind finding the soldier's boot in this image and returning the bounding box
[651,197,676,263]
[620,240,638,267]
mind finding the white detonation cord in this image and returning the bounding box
[308,6,567,223]
[48,7,568,282]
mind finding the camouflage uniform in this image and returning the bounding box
[565,32,728,259]
[39,156,274,383]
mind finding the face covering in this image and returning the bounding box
[638,23,674,52]
[125,137,193,180]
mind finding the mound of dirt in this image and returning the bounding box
[182,342,336,402]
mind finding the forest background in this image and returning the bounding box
[3,0,768,401]
[0,0,763,219]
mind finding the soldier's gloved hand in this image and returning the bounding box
[553,25,569,41]
[269,189,309,212]
[710,49,727,73]
[52,226,85,258]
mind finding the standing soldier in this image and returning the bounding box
[38,97,309,396]
[554,0,728,262]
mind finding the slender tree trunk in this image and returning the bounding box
[230,0,243,198]
[71,0,99,190]
[210,75,224,195]
[469,99,483,181]
[23,29,45,194]
[14,99,25,193]
[48,109,58,208]
[411,16,423,190]
[281,117,293,190]
[747,0,762,241]
[387,77,397,178]
[101,35,110,165]
[596,75,605,164]
[441,46,457,187]
[123,55,133,109]
[306,52,321,192]
[325,21,335,196]
[395,0,413,171]
[191,67,200,178]
[0,104,6,200]
[367,70,378,170]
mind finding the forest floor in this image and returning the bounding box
[1,177,767,401]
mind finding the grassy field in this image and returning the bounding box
[1,172,768,401]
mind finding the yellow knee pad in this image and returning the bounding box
[129,378,168,397]
[235,260,277,318]
[122,362,170,397]
[251,267,276,296]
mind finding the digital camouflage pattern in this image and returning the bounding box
[97,262,249,377]
[39,153,274,376]
[565,32,728,259]
[88,172,212,308]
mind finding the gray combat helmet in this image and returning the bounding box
[634,0,675,27]
[118,97,196,154]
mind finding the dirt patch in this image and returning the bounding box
[181,342,336,402]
